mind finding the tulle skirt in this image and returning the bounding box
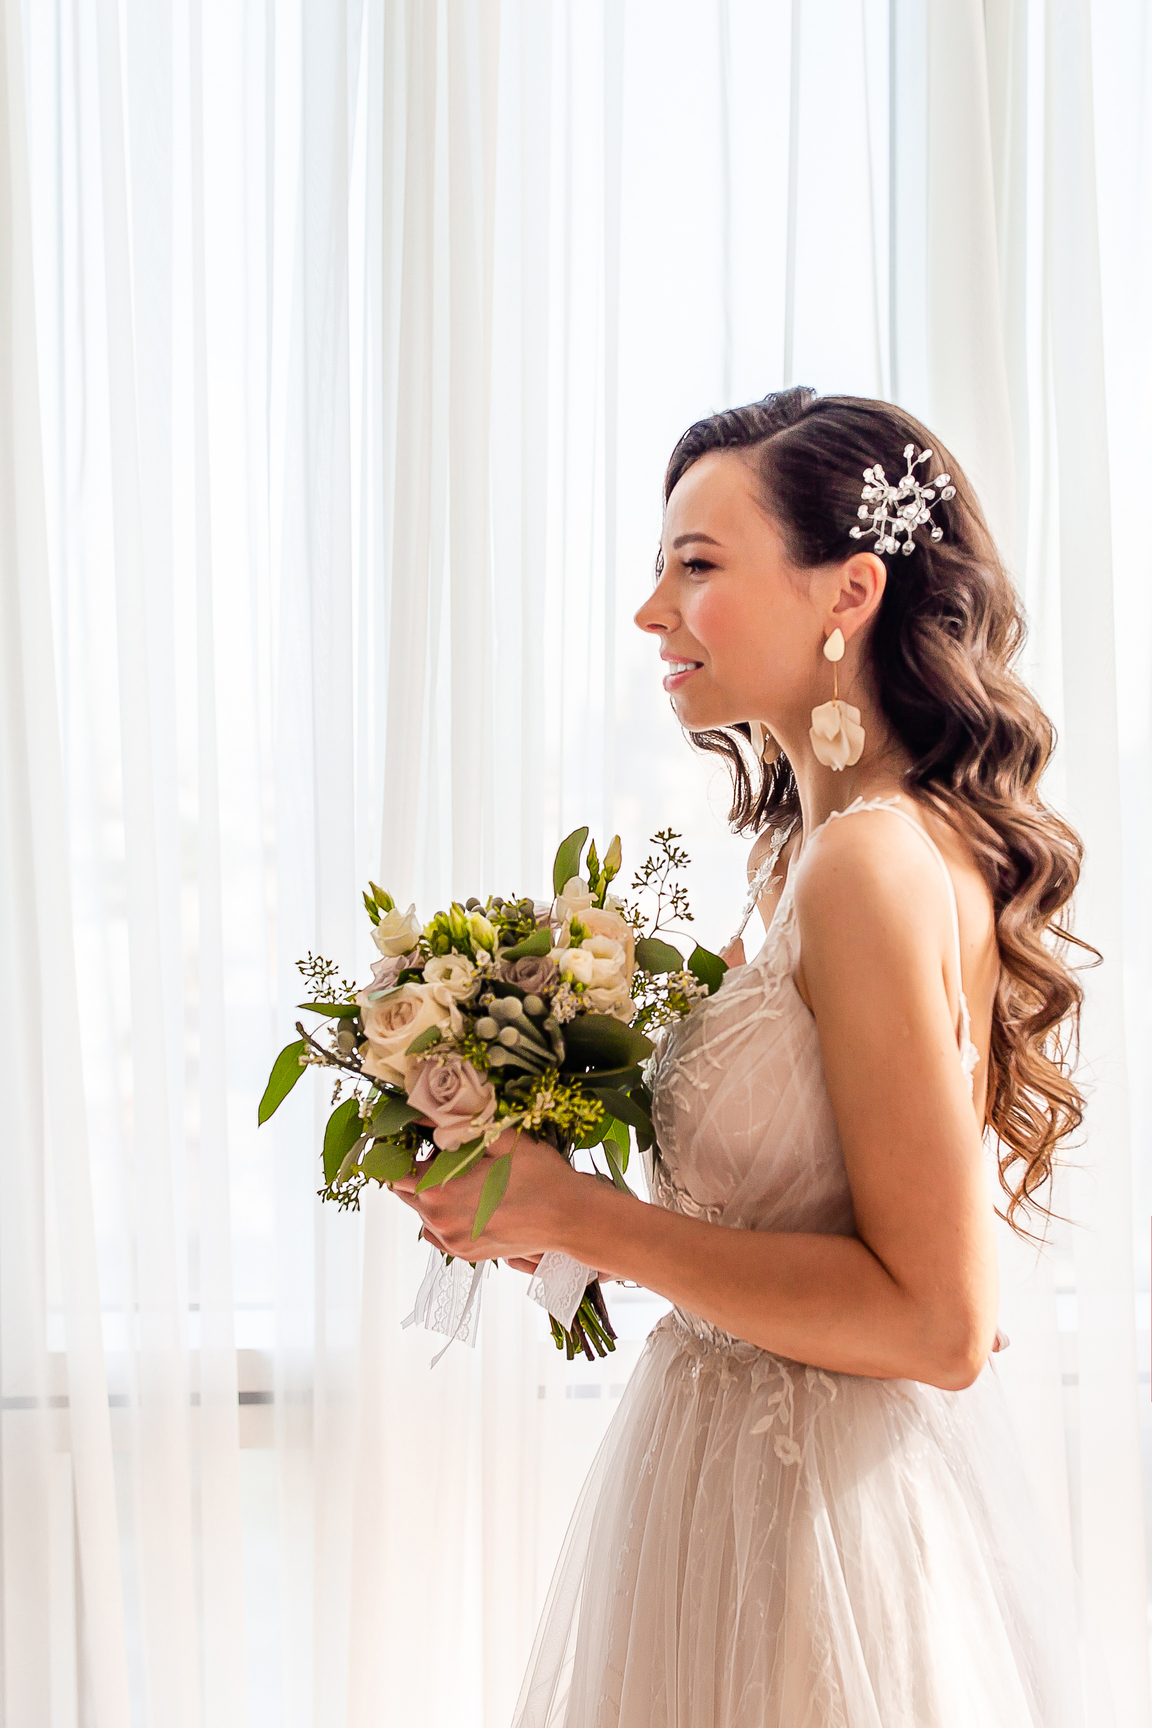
[512,1307,1112,1728]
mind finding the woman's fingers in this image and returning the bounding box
[506,1255,543,1275]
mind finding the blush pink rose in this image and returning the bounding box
[407,1053,498,1151]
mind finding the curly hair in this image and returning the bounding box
[664,387,1099,1241]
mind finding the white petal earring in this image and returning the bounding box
[809,628,866,771]
[748,720,782,768]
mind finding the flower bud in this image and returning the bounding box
[497,1026,519,1047]
[602,835,622,879]
[475,1017,499,1040]
[522,994,545,1017]
[468,912,496,951]
[448,903,469,942]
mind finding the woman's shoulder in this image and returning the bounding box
[791,793,998,1014]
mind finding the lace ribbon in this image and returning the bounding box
[526,1251,597,1331]
[403,1246,596,1365]
[402,1247,491,1368]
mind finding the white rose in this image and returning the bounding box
[581,904,636,990]
[553,934,627,992]
[372,902,425,957]
[584,982,633,1021]
[555,875,595,921]
[358,981,463,1088]
[423,952,479,1003]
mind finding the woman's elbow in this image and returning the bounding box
[922,1316,995,1391]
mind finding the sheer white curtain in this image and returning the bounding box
[3,0,1150,1723]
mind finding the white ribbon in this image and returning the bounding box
[402,1246,491,1368]
[526,1251,597,1332]
[402,1246,596,1364]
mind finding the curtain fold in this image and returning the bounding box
[3,0,1149,1722]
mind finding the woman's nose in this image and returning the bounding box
[634,585,672,633]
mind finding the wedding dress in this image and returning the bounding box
[511,795,1110,1727]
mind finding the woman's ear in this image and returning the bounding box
[830,551,886,636]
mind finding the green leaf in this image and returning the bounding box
[594,1087,653,1134]
[414,1140,487,1192]
[634,936,684,974]
[560,1014,654,1074]
[688,944,728,996]
[370,1095,423,1136]
[579,1062,643,1092]
[361,1141,416,1184]
[552,825,590,896]
[470,1153,513,1240]
[405,1025,443,1056]
[499,926,553,961]
[602,1138,635,1195]
[605,1115,631,1170]
[297,1000,360,1018]
[258,1040,307,1124]
[323,1096,366,1184]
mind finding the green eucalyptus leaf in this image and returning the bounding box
[297,1000,360,1019]
[370,1095,423,1136]
[634,936,684,974]
[500,926,553,961]
[552,825,590,896]
[405,1025,443,1056]
[323,1096,366,1184]
[414,1140,487,1192]
[258,1040,307,1124]
[593,1087,652,1134]
[605,1115,631,1170]
[602,1138,635,1195]
[361,1141,416,1184]
[470,1153,513,1240]
[688,944,728,996]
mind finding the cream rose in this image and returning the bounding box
[357,981,463,1088]
[372,902,425,957]
[554,875,595,922]
[551,934,630,1018]
[423,952,479,1003]
[581,904,636,990]
[406,1053,497,1151]
[809,699,865,771]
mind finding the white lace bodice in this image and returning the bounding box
[645,795,981,1346]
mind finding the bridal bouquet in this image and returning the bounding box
[258,826,725,1364]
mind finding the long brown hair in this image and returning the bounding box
[664,388,1099,1241]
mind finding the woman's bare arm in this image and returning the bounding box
[545,812,1000,1389]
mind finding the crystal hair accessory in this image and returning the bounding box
[849,444,956,556]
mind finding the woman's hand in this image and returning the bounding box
[388,1126,581,1262]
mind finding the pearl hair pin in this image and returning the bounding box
[849,444,956,556]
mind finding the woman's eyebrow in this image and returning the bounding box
[671,532,722,550]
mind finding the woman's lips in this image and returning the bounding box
[662,662,701,693]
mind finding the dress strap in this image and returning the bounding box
[818,797,979,1083]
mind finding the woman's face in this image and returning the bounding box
[633,450,823,737]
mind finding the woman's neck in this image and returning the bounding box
[790,736,916,851]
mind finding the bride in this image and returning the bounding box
[392,388,1107,1725]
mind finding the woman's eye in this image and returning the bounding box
[684,558,713,576]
